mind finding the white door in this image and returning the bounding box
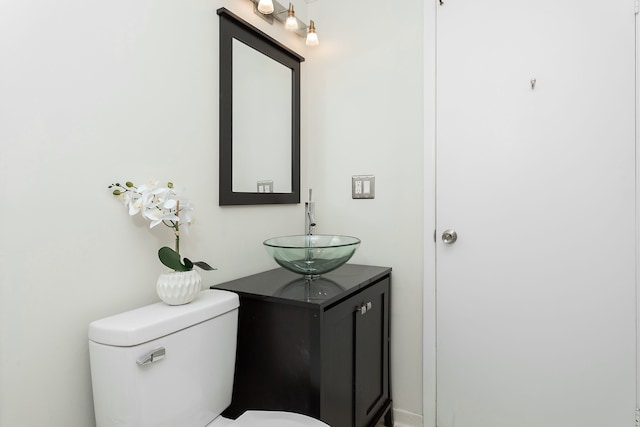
[436,1,636,426]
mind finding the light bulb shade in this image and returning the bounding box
[306,21,319,46]
[285,3,297,30]
[257,0,274,14]
[306,32,319,46]
[285,15,298,30]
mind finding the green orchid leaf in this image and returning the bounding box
[184,257,216,271]
[158,247,190,271]
[193,261,217,271]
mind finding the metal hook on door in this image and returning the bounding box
[530,78,537,90]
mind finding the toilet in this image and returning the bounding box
[88,290,329,427]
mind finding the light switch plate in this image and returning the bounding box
[352,175,375,199]
[257,180,273,193]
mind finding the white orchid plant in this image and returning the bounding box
[108,181,214,272]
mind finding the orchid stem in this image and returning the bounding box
[175,200,180,255]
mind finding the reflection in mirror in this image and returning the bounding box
[232,39,292,193]
[218,8,303,205]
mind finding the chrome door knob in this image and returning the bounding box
[442,229,458,244]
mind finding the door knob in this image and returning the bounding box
[442,229,458,244]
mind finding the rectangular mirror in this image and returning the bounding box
[218,8,303,205]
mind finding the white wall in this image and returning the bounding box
[306,0,425,418]
[0,0,426,425]
[0,1,309,426]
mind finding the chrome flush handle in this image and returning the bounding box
[136,347,166,366]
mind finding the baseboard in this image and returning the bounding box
[377,408,423,427]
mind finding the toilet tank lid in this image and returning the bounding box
[88,290,239,346]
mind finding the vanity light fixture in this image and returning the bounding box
[285,3,298,30]
[250,0,320,46]
[257,0,275,14]
[306,20,318,46]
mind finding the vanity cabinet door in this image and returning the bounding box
[321,298,355,427]
[321,277,391,427]
[354,278,390,427]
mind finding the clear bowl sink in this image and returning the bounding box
[263,235,361,279]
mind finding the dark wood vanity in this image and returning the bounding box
[212,264,393,427]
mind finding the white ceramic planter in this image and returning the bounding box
[156,270,202,305]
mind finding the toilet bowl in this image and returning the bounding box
[88,290,329,427]
[208,410,329,426]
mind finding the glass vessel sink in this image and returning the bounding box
[263,235,361,279]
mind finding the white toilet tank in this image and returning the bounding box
[89,290,239,427]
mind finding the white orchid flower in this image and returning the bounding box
[136,181,159,193]
[144,208,180,228]
[127,195,144,215]
[117,189,134,206]
[162,198,178,210]
[130,190,157,216]
[110,180,205,267]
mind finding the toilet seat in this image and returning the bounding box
[208,411,330,427]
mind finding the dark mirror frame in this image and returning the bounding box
[218,8,304,206]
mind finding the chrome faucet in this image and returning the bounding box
[305,189,316,235]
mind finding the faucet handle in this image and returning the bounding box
[305,198,316,234]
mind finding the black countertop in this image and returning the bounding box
[212,264,391,309]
